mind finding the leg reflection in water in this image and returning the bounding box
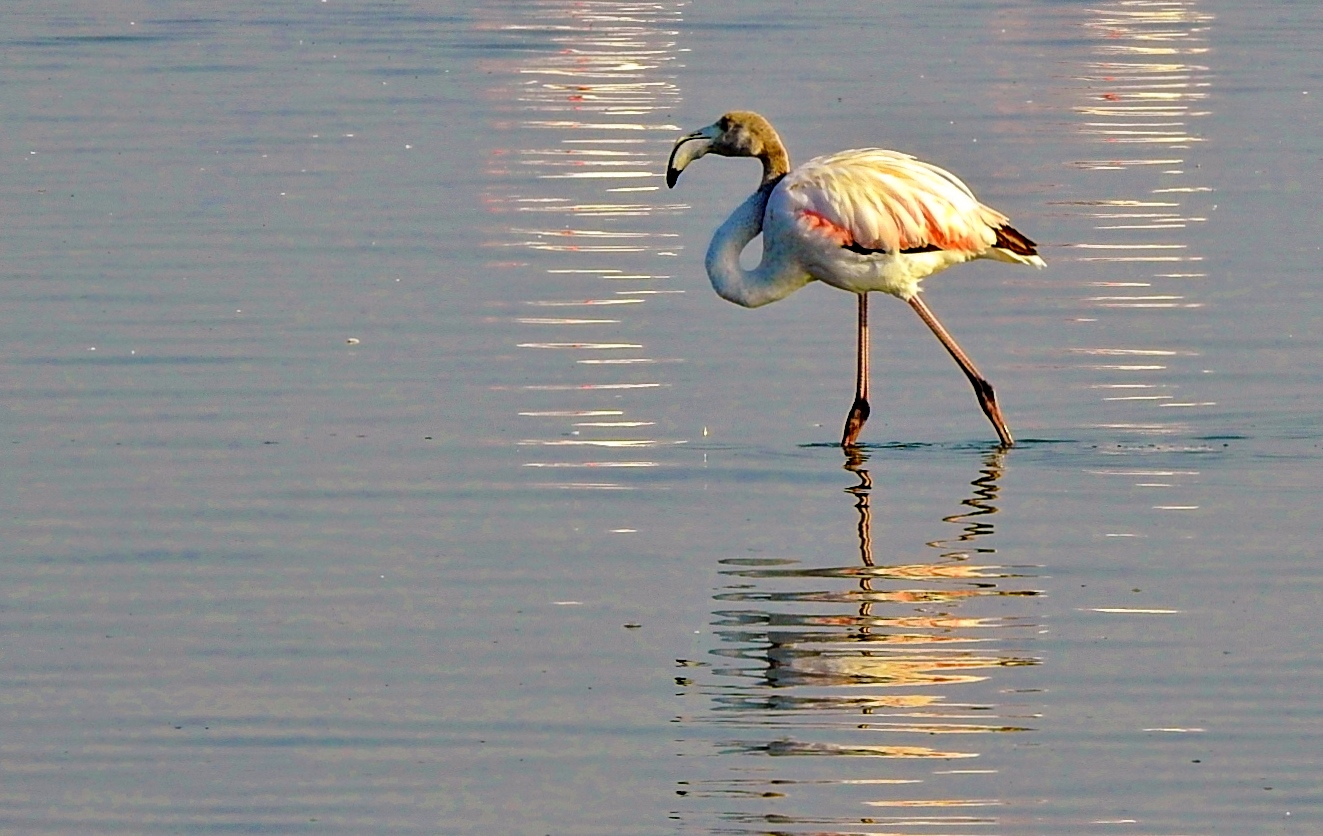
[836,446,1018,652]
[682,449,1041,830]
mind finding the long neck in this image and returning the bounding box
[760,142,790,186]
[704,177,808,309]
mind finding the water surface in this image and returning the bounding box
[3,1,1322,833]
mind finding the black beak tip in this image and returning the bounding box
[665,168,680,189]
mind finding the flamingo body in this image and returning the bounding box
[667,111,1043,447]
[768,148,1043,297]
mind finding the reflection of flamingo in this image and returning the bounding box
[723,447,1031,699]
[666,111,1044,447]
[844,448,1008,631]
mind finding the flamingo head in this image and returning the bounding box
[666,111,785,188]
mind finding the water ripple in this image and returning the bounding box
[679,453,1041,829]
[481,0,684,479]
[1058,0,1216,478]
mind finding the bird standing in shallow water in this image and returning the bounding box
[666,110,1044,448]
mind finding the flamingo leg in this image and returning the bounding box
[841,292,871,448]
[906,294,1014,447]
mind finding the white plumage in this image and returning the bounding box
[667,110,1044,448]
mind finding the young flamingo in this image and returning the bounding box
[666,110,1044,448]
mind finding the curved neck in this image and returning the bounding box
[704,177,807,309]
[759,137,791,186]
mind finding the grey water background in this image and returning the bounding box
[3,1,1321,833]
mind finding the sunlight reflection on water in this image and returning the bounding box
[1057,0,1217,441]
[479,1,686,487]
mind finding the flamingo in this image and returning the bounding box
[666,110,1044,448]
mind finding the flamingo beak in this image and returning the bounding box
[666,125,718,188]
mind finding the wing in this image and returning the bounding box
[771,149,1012,257]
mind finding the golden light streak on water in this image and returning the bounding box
[480,2,686,484]
[1062,1,1215,507]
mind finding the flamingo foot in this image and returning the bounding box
[970,378,1015,447]
[841,396,871,448]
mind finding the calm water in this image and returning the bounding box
[3,1,1322,833]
